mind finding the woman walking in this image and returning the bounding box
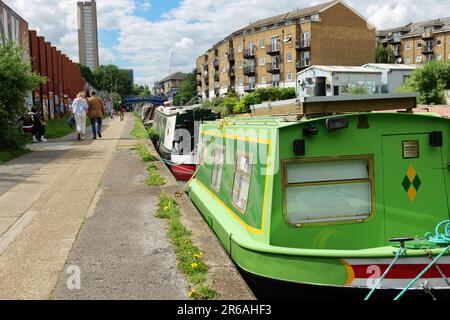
[71,92,89,140]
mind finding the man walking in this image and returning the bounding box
[87,90,105,139]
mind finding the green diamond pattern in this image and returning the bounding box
[412,175,422,191]
[402,176,412,192]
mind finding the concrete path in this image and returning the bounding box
[53,117,186,300]
[0,114,186,299]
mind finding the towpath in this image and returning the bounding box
[0,114,186,299]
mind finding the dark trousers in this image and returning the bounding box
[90,118,102,138]
[32,122,45,137]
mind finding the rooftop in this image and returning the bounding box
[159,72,188,83]
[362,63,417,71]
[378,17,450,39]
[300,65,382,74]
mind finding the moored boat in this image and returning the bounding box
[153,103,220,181]
[188,93,450,299]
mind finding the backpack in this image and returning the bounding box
[22,113,34,133]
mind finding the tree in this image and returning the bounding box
[91,65,133,97]
[398,61,450,105]
[348,86,369,95]
[0,42,42,148]
[376,45,395,63]
[173,70,198,106]
[80,64,94,85]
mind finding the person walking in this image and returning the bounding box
[120,106,126,121]
[71,91,88,140]
[87,90,105,140]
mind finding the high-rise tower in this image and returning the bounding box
[77,0,99,70]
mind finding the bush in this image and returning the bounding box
[0,42,42,148]
[147,127,160,141]
[398,61,450,105]
[348,86,369,95]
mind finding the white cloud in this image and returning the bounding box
[4,0,450,86]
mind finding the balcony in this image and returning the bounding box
[228,51,235,63]
[296,59,310,70]
[296,39,311,51]
[422,46,434,54]
[244,83,256,92]
[213,58,219,69]
[203,72,209,80]
[197,80,202,87]
[271,81,280,88]
[214,88,220,96]
[266,64,280,74]
[243,50,256,60]
[203,64,208,72]
[204,90,209,98]
[422,32,434,39]
[204,77,209,86]
[229,67,236,78]
[214,72,219,81]
[243,66,256,76]
[196,69,201,75]
[266,44,280,56]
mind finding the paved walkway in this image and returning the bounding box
[0,114,186,299]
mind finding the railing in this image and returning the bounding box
[296,39,310,50]
[243,50,256,59]
[422,32,434,39]
[229,67,236,78]
[271,81,280,87]
[296,59,310,69]
[244,83,256,92]
[213,59,219,69]
[214,72,219,81]
[266,64,280,73]
[243,66,256,76]
[422,45,434,54]
[266,44,280,55]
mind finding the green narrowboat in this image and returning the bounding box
[188,94,450,300]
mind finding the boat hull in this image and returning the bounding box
[171,164,196,181]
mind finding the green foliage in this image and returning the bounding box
[0,148,31,165]
[398,61,450,104]
[136,143,157,162]
[145,163,166,186]
[147,127,160,141]
[109,92,122,110]
[173,70,199,106]
[376,44,395,63]
[80,64,94,85]
[131,113,148,139]
[90,65,133,97]
[0,42,42,148]
[348,86,369,95]
[156,193,219,300]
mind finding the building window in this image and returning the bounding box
[437,54,442,61]
[211,146,224,191]
[260,40,265,49]
[238,45,243,53]
[239,77,243,85]
[416,42,422,49]
[286,52,293,63]
[260,57,266,66]
[286,72,293,81]
[283,156,373,226]
[261,75,266,84]
[416,55,423,63]
[437,39,443,46]
[284,34,292,43]
[232,153,252,213]
[311,14,320,22]
[405,43,411,51]
[238,60,244,69]
[405,57,411,64]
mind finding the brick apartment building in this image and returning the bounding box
[153,72,188,101]
[196,0,375,99]
[377,17,450,65]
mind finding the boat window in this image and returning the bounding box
[283,157,373,225]
[232,153,253,213]
[211,146,224,191]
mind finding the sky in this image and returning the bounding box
[4,0,450,87]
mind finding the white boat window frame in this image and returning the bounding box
[282,155,374,227]
[211,146,225,191]
[232,152,253,214]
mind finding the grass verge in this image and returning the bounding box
[146,163,166,186]
[0,148,31,165]
[131,112,148,139]
[156,193,219,300]
[45,116,91,139]
[136,143,157,162]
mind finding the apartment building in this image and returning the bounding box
[77,0,100,70]
[377,17,450,65]
[155,72,188,101]
[196,0,375,99]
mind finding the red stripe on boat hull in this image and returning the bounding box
[171,164,196,181]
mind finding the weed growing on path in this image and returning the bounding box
[155,193,219,300]
[146,163,166,186]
